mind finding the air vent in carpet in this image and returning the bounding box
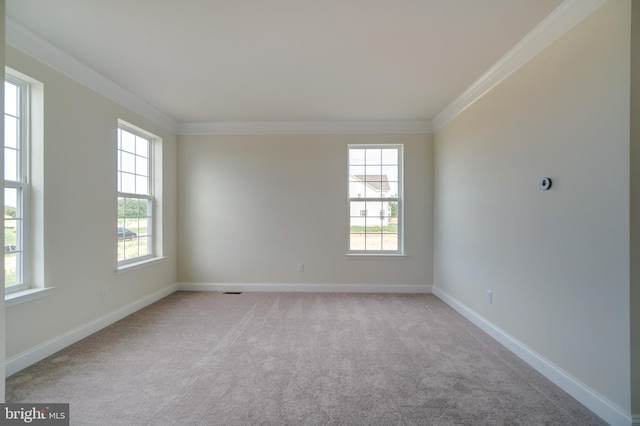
[223,292,243,294]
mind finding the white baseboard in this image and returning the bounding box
[6,284,178,377]
[432,286,632,426]
[177,282,432,294]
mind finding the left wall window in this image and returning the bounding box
[117,124,155,265]
[4,75,29,291]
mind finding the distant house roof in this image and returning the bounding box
[352,175,391,192]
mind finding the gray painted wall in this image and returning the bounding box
[434,0,631,415]
[177,133,433,287]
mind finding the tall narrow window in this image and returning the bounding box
[117,125,153,264]
[348,145,403,254]
[4,76,29,290]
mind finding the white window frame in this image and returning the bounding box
[4,74,31,293]
[347,144,403,255]
[117,123,155,266]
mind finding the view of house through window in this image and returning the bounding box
[348,145,402,253]
[117,125,153,264]
[4,76,29,289]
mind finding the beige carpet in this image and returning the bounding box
[6,292,605,425]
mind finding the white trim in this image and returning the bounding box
[115,256,166,274]
[345,254,409,260]
[432,286,632,426]
[5,284,178,377]
[432,0,608,131]
[5,287,53,308]
[178,120,433,135]
[6,18,178,134]
[177,282,432,294]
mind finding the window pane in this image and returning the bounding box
[121,173,136,193]
[350,215,365,231]
[136,156,149,177]
[365,149,382,165]
[5,186,21,287]
[4,148,18,181]
[136,136,149,157]
[364,165,381,179]
[349,148,365,165]
[349,234,366,251]
[366,217,383,233]
[349,165,365,180]
[365,234,382,250]
[387,182,399,198]
[121,151,136,174]
[364,183,382,198]
[349,177,366,199]
[138,236,150,256]
[121,129,136,153]
[4,81,18,117]
[138,216,150,237]
[5,115,18,149]
[381,165,398,182]
[381,149,397,164]
[136,175,149,195]
[5,187,18,212]
[382,233,398,251]
[5,252,18,286]
[117,239,126,262]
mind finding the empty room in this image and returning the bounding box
[0,0,638,425]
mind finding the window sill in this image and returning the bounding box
[5,287,54,307]
[116,256,166,274]
[345,253,409,260]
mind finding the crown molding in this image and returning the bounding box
[6,18,179,134]
[433,0,608,132]
[178,120,433,135]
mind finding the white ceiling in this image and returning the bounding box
[7,0,563,127]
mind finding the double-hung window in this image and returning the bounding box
[348,145,403,254]
[117,124,154,265]
[4,76,30,291]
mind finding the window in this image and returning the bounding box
[4,75,30,291]
[117,124,154,265]
[348,145,402,254]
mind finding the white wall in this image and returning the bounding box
[4,47,178,361]
[177,133,433,287]
[434,0,631,419]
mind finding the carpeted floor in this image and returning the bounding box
[6,292,605,425]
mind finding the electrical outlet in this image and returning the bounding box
[297,263,304,273]
[101,287,109,299]
[485,289,493,304]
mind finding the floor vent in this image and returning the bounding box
[223,292,243,295]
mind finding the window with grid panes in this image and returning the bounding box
[4,76,29,290]
[117,125,153,264]
[348,145,403,254]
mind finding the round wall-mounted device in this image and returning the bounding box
[540,177,552,190]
